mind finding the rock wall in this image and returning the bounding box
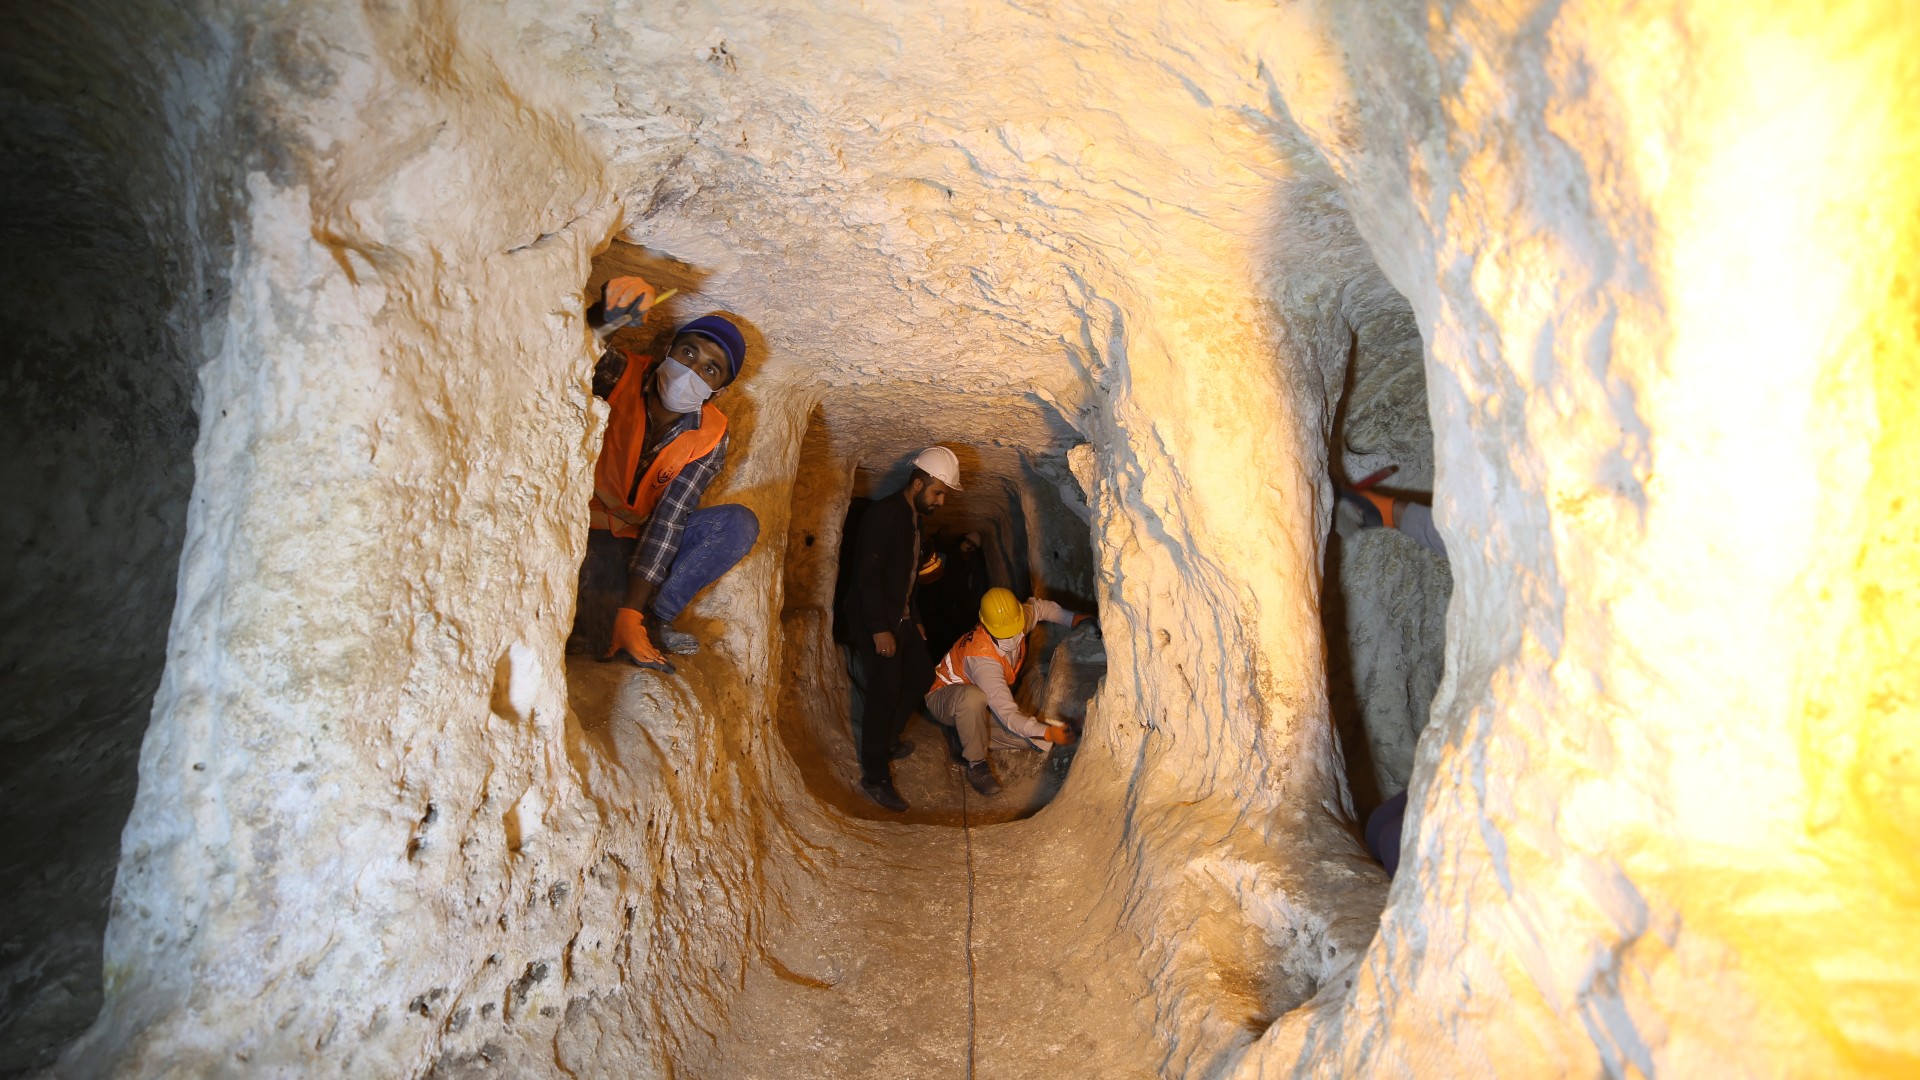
[49,3,650,1074]
[0,4,234,1072]
[7,0,1909,1077]
[1244,0,1920,1074]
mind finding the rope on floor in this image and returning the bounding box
[960,771,978,1079]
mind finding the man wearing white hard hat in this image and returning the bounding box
[841,446,962,812]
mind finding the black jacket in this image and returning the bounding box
[844,489,922,637]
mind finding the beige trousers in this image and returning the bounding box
[924,682,1040,763]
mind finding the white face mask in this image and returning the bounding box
[657,358,714,414]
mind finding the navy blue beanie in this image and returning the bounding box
[676,315,747,385]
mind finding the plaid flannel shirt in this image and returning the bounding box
[628,415,730,586]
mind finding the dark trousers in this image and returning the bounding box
[852,617,933,784]
[1365,790,1409,879]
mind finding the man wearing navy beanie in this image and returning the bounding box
[571,274,758,674]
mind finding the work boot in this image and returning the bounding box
[891,740,915,761]
[942,725,966,764]
[649,620,700,656]
[965,760,1001,796]
[860,778,909,813]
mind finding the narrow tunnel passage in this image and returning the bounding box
[1321,292,1450,826]
[778,407,1104,827]
[548,221,1432,1076]
[550,241,1141,1076]
[710,443,1135,1078]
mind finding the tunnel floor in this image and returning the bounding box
[567,646,1160,1077]
[794,713,1081,828]
[697,814,1161,1079]
[694,786,1163,1079]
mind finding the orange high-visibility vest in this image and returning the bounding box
[589,348,728,539]
[930,625,1027,694]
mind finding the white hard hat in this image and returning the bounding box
[913,445,962,490]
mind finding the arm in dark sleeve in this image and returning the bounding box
[629,432,728,586]
[851,499,899,634]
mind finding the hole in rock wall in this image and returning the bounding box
[1322,295,1450,824]
[780,408,1102,826]
[559,238,778,762]
[563,241,740,662]
[561,239,1104,833]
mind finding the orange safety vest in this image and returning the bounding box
[930,625,1027,694]
[589,349,728,539]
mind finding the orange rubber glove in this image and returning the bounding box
[603,275,658,325]
[1356,488,1396,529]
[1041,723,1076,745]
[604,607,673,672]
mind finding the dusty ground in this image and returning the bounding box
[687,768,1162,1080]
[571,627,1155,1079]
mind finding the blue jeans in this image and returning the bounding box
[646,503,760,622]
[569,504,759,656]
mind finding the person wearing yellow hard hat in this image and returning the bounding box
[923,587,1094,795]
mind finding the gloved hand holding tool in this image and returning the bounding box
[594,275,677,343]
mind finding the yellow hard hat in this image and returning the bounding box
[979,587,1025,639]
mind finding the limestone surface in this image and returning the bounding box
[0,1,1909,1078]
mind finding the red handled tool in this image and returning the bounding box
[1353,465,1399,491]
